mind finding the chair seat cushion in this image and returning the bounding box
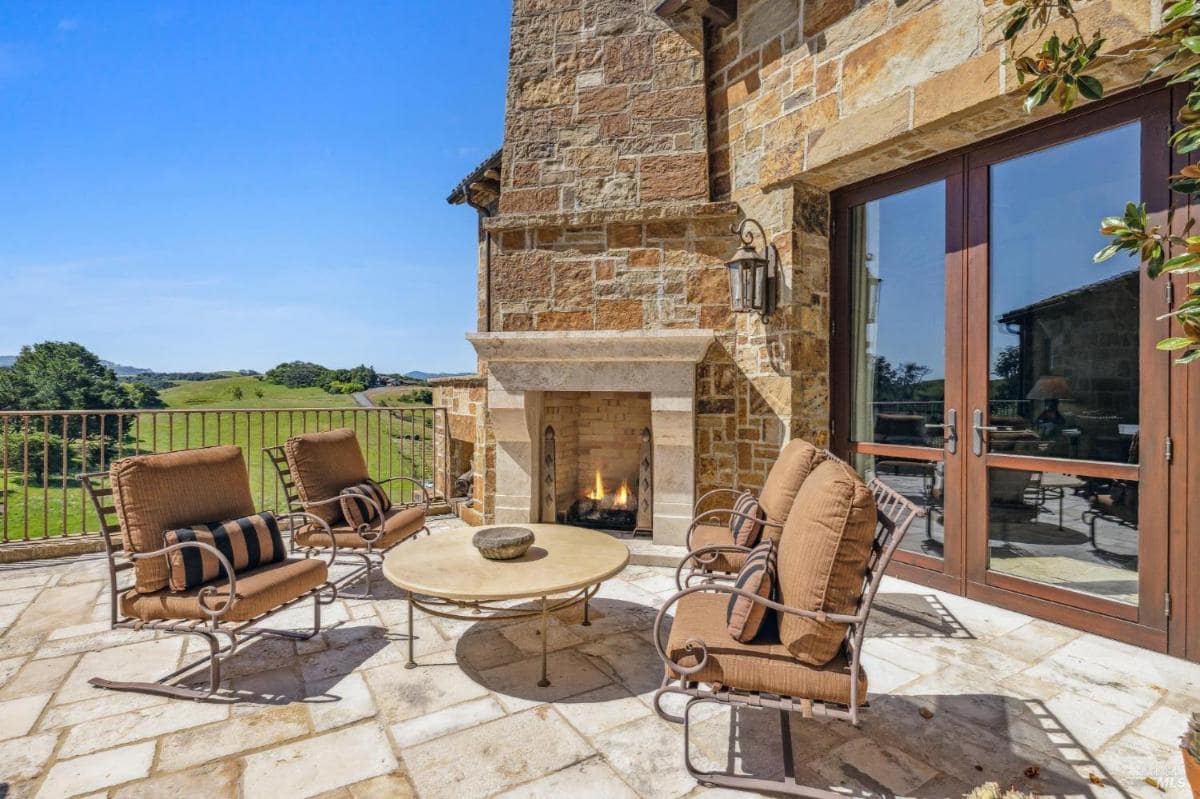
[120,557,328,622]
[666,593,866,706]
[296,505,426,550]
[689,524,747,574]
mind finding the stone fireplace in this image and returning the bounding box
[467,330,714,546]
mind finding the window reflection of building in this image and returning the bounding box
[992,270,1139,463]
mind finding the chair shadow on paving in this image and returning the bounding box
[866,594,974,640]
[177,622,394,706]
[697,693,1120,798]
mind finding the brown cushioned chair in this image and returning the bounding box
[654,462,922,796]
[265,428,430,596]
[677,439,826,587]
[80,446,338,700]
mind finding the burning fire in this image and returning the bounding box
[584,469,632,509]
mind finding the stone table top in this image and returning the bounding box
[382,524,630,602]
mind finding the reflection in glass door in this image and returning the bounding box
[982,123,1143,606]
[842,169,960,573]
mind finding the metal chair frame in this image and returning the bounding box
[653,477,922,796]
[263,445,431,597]
[79,471,340,701]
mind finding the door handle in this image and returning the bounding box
[971,409,1010,455]
[925,408,957,455]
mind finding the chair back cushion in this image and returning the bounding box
[729,492,764,547]
[725,540,777,642]
[284,428,370,525]
[339,479,393,529]
[756,439,826,541]
[110,446,256,593]
[776,458,878,665]
[164,512,287,592]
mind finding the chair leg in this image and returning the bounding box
[679,697,847,798]
[88,628,228,701]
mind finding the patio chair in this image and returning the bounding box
[265,427,430,595]
[653,458,922,796]
[79,445,338,700]
[677,439,826,587]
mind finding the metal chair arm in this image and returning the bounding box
[674,543,752,588]
[130,541,239,622]
[684,504,779,549]
[375,475,431,509]
[653,582,864,678]
[692,488,749,514]
[277,511,340,563]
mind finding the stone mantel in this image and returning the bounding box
[467,330,713,546]
[466,330,715,365]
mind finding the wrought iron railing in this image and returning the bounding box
[0,407,448,544]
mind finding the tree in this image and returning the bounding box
[121,381,165,409]
[999,0,1200,362]
[231,386,244,401]
[0,342,125,411]
[872,356,934,403]
[265,361,331,389]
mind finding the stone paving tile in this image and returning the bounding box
[57,697,229,757]
[242,722,398,799]
[400,707,594,799]
[0,692,51,740]
[2,535,1199,798]
[0,731,58,783]
[492,757,641,798]
[110,760,241,799]
[156,703,310,772]
[36,740,155,798]
[388,695,507,747]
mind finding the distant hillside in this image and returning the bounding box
[403,370,472,381]
[0,355,151,376]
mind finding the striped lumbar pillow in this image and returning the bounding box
[726,539,777,643]
[729,491,765,547]
[339,479,392,529]
[163,512,286,592]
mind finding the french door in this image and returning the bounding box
[832,88,1173,648]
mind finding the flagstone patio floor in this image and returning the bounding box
[0,516,1196,798]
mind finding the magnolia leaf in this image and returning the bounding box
[1093,242,1125,263]
[1177,348,1200,363]
[1077,74,1104,99]
[1164,0,1197,22]
[1182,35,1200,53]
[1156,337,1196,349]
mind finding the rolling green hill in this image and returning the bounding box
[160,376,357,409]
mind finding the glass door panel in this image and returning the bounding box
[973,114,1156,619]
[846,177,955,563]
[849,181,947,449]
[987,123,1142,464]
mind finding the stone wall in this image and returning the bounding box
[431,376,489,525]
[500,0,709,215]
[461,0,1159,528]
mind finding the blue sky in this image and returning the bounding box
[0,2,509,373]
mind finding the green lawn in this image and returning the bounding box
[1,379,438,542]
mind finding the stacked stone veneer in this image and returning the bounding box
[449,0,1159,529]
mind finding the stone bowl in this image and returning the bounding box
[472,526,535,560]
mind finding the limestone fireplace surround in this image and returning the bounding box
[467,330,716,546]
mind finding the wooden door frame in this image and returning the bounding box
[831,84,1178,653]
[830,154,967,592]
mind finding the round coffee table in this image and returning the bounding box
[382,523,630,686]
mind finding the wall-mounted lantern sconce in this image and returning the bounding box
[725,217,778,321]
